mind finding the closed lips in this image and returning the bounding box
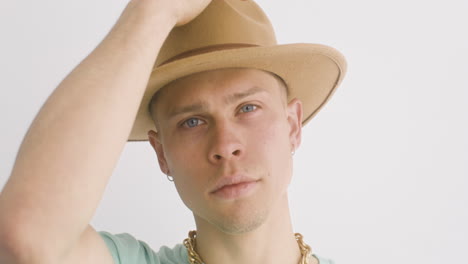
[210,176,259,193]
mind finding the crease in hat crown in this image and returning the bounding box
[128,0,347,141]
[155,0,277,67]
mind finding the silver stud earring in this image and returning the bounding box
[291,150,295,156]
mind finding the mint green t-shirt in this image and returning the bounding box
[99,231,335,264]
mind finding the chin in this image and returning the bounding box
[210,204,269,235]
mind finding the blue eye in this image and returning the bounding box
[240,104,257,113]
[183,118,203,128]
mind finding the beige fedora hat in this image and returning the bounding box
[129,0,347,141]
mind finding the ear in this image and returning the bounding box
[147,130,171,175]
[286,98,303,152]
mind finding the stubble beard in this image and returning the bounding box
[208,205,269,235]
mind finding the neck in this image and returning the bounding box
[192,194,306,264]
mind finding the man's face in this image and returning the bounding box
[148,68,302,234]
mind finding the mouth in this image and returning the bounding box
[210,176,260,200]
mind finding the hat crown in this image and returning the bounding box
[155,0,277,67]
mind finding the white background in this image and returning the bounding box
[1,0,467,263]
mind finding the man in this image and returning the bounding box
[0,0,346,263]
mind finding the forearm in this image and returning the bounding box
[0,0,175,258]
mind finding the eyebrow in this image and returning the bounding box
[167,102,208,119]
[167,86,266,119]
[224,86,265,105]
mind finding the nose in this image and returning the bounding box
[208,122,243,163]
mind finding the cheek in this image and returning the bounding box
[164,139,208,192]
[173,180,200,210]
[164,136,201,173]
[253,114,291,155]
[250,119,292,179]
[166,148,208,210]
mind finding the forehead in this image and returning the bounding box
[150,68,286,118]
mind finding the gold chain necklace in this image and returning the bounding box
[183,230,313,264]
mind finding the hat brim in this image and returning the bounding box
[129,43,347,141]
